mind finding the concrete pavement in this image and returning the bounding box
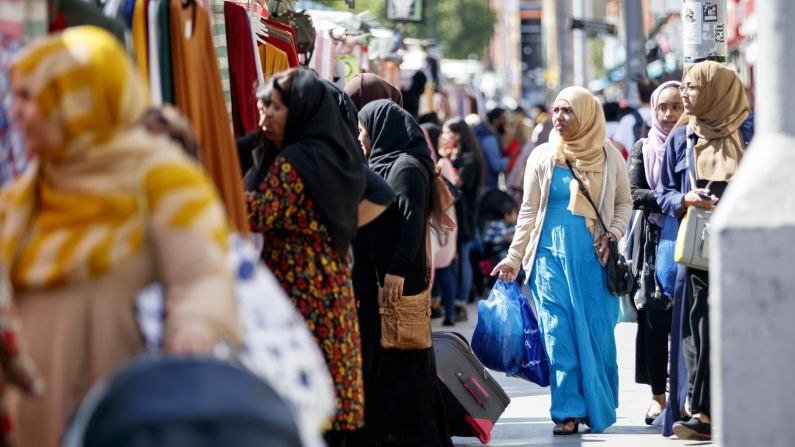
[432,302,713,447]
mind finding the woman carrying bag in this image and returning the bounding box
[656,61,751,441]
[354,99,452,447]
[491,87,632,435]
[626,81,684,424]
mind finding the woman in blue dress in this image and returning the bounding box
[492,87,633,435]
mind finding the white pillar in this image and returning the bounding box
[712,1,795,446]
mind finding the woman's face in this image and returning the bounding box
[439,125,460,157]
[552,99,580,139]
[10,76,63,156]
[258,89,288,146]
[680,74,701,114]
[358,123,372,157]
[656,86,685,132]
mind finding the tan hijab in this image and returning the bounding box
[685,61,750,181]
[549,86,607,233]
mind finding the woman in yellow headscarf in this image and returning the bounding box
[492,86,632,435]
[656,61,751,441]
[4,26,241,446]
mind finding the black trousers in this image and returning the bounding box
[682,269,711,416]
[635,307,673,396]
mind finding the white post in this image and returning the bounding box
[711,1,795,446]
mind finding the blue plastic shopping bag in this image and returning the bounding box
[656,215,679,297]
[471,281,524,374]
[514,292,550,387]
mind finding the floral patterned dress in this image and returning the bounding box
[247,156,364,431]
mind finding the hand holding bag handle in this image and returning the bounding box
[378,224,433,350]
[565,157,634,297]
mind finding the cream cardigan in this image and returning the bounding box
[505,142,633,279]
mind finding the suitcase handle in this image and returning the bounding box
[456,369,490,407]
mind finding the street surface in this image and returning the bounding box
[432,302,714,447]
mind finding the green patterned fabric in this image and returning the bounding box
[210,0,232,119]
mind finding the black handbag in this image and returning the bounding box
[271,2,316,63]
[565,159,634,297]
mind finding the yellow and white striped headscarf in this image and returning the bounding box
[4,26,228,289]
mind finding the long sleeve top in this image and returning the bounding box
[371,155,431,294]
[655,126,692,219]
[363,165,396,206]
[505,142,633,278]
[628,140,662,213]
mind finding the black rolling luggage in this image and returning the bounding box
[432,331,510,444]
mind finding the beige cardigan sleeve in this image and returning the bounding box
[608,154,633,239]
[505,148,543,270]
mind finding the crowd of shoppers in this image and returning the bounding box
[0,23,755,446]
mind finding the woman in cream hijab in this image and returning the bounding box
[492,87,632,435]
[5,26,241,445]
[656,61,751,441]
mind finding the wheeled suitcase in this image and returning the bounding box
[433,331,510,444]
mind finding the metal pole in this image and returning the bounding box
[681,0,728,64]
[624,0,645,107]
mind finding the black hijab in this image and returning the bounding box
[359,99,436,180]
[321,78,360,139]
[276,69,365,255]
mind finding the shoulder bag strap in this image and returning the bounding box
[565,158,610,236]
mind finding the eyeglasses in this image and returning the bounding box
[678,84,699,94]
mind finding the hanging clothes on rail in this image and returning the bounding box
[48,0,126,42]
[224,1,259,138]
[158,0,173,103]
[147,0,162,105]
[262,18,298,67]
[258,41,288,79]
[169,0,248,233]
[209,0,232,118]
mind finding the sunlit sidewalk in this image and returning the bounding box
[433,303,713,447]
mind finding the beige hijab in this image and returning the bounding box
[685,61,750,181]
[549,86,607,233]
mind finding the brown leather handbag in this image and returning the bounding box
[378,226,433,350]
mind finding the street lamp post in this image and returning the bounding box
[623,0,644,107]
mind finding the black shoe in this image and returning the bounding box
[431,307,443,319]
[442,318,455,327]
[672,416,711,440]
[455,305,468,322]
[645,405,662,426]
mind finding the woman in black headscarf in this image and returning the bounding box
[243,68,366,445]
[353,99,453,447]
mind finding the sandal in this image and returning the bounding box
[552,418,581,435]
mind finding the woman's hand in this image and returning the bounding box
[491,259,518,282]
[593,233,615,267]
[382,274,405,304]
[683,189,719,210]
[166,324,215,355]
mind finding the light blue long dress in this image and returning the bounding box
[530,165,620,432]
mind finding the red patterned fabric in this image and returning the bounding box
[247,157,364,430]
